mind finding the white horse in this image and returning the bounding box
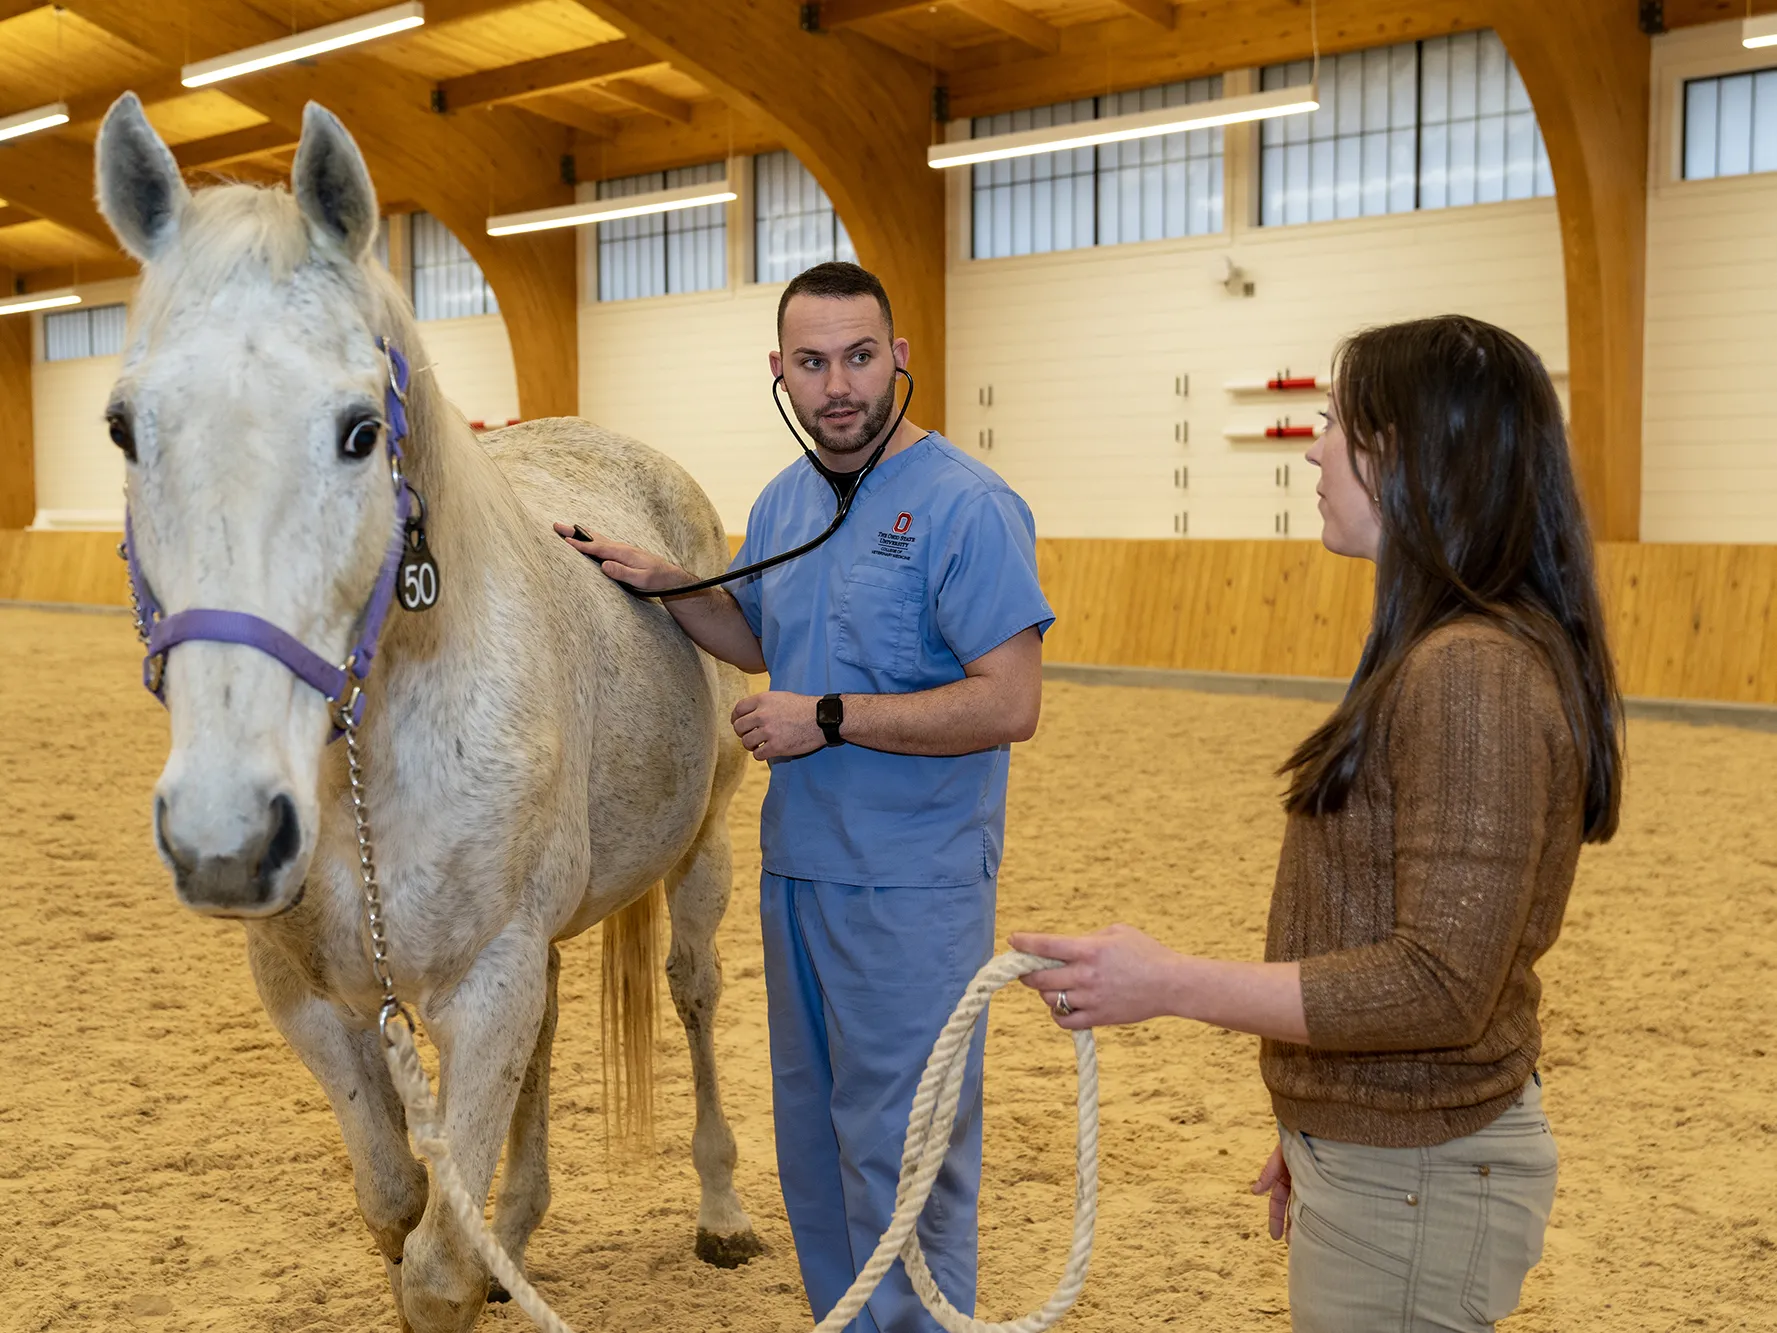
[95,92,760,1332]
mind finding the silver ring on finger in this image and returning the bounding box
[1054,991,1072,1016]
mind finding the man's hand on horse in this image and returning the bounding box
[731,691,825,762]
[554,523,692,593]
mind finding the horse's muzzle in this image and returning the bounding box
[157,790,307,917]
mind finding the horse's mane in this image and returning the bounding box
[131,181,418,360]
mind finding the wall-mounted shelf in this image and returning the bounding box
[1225,421,1320,443]
[1224,374,1327,394]
[469,418,522,431]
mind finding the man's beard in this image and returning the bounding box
[796,378,897,456]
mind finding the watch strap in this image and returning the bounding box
[817,692,845,747]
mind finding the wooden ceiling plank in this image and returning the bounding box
[513,97,620,138]
[437,39,661,111]
[0,0,49,21]
[171,122,299,169]
[820,0,929,25]
[0,204,37,227]
[953,0,1058,54]
[1109,0,1174,29]
[594,78,693,123]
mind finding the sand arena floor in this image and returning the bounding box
[2,604,1774,1332]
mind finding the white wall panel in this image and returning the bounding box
[1644,22,1777,543]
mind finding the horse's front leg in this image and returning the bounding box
[401,927,548,1333]
[248,937,429,1328]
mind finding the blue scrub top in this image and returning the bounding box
[729,432,1054,889]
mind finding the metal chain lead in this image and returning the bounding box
[338,688,407,1037]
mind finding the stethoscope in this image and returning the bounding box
[583,367,915,600]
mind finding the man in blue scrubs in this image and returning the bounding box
[559,262,1052,1332]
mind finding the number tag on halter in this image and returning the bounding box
[399,522,441,612]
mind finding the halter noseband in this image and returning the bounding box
[123,336,418,740]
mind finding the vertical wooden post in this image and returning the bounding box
[0,267,35,528]
[1493,2,1651,541]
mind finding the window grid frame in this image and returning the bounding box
[753,150,858,284]
[597,161,730,303]
[968,75,1227,261]
[42,302,128,362]
[1259,30,1554,228]
[1682,65,1777,181]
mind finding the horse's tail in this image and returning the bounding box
[601,880,663,1150]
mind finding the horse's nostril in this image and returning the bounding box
[261,793,301,881]
[154,794,193,873]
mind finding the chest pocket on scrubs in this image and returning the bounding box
[835,564,925,676]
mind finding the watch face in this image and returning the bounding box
[817,695,842,726]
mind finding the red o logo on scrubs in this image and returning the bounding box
[894,512,913,534]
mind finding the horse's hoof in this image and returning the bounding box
[696,1227,765,1269]
[487,1281,511,1304]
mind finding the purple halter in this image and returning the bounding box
[123,336,416,740]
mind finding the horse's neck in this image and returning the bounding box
[377,374,532,680]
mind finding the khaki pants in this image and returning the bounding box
[1279,1074,1558,1332]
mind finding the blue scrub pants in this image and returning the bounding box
[760,872,995,1333]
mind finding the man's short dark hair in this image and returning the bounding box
[777,261,894,343]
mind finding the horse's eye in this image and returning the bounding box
[106,412,136,461]
[340,418,382,460]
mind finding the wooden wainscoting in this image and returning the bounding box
[0,530,131,607]
[9,531,1777,705]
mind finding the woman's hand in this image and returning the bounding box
[1252,1143,1292,1242]
[1007,924,1187,1029]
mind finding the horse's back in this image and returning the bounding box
[479,417,729,579]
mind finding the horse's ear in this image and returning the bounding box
[95,92,190,263]
[292,102,379,262]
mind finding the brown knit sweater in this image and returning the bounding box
[1261,618,1584,1148]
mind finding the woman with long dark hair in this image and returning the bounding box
[1013,315,1622,1330]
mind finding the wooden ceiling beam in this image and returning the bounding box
[0,134,119,249]
[953,0,1059,54]
[1662,0,1777,27]
[1109,0,1175,29]
[0,0,48,21]
[591,78,693,124]
[946,1,1480,119]
[62,0,584,419]
[171,122,298,169]
[819,0,927,24]
[436,39,661,112]
[0,204,37,227]
[513,98,621,139]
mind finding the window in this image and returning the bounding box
[1260,30,1553,226]
[597,162,728,302]
[754,150,857,283]
[43,303,127,361]
[970,75,1225,259]
[411,212,498,321]
[1684,67,1777,180]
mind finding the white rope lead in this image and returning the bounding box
[381,950,1099,1333]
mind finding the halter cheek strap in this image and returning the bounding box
[124,336,416,741]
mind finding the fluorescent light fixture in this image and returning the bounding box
[181,1,425,88]
[928,84,1321,169]
[0,101,70,143]
[486,182,737,237]
[0,290,80,317]
[1745,14,1777,47]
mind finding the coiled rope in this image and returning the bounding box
[381,950,1098,1332]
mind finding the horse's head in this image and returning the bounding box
[98,93,409,919]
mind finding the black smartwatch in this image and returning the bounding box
[816,693,846,747]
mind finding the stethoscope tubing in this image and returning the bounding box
[606,367,914,600]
